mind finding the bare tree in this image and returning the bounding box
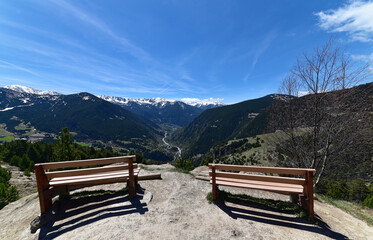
[269,39,371,186]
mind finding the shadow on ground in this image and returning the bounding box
[217,196,349,240]
[38,187,148,240]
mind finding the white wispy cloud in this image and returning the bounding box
[54,1,151,63]
[47,1,209,94]
[315,1,373,42]
[243,29,277,83]
[352,52,373,72]
[48,0,152,64]
[0,60,39,76]
[251,30,277,68]
[352,52,373,61]
[0,1,218,97]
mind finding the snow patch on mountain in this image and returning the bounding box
[4,85,61,96]
[180,97,224,108]
[270,94,296,101]
[21,98,30,103]
[0,107,14,112]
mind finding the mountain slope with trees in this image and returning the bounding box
[0,88,162,143]
[170,95,276,156]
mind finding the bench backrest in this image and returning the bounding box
[209,163,315,186]
[210,163,315,175]
[36,155,137,179]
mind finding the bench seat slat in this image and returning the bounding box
[213,177,304,189]
[212,179,304,194]
[50,169,140,182]
[46,164,138,179]
[51,177,129,187]
[209,171,306,185]
[50,172,135,186]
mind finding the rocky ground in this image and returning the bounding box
[0,163,37,198]
[0,164,372,240]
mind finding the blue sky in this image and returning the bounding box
[0,0,372,104]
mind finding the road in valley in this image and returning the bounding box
[162,131,181,158]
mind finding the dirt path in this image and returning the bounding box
[0,164,372,240]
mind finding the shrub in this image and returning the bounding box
[0,167,11,183]
[9,155,21,166]
[348,179,369,202]
[0,167,19,210]
[174,156,194,172]
[203,156,213,166]
[363,195,373,208]
[317,179,373,206]
[325,181,348,200]
[24,169,31,177]
[19,154,32,171]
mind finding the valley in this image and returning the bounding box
[0,85,222,163]
[162,131,182,159]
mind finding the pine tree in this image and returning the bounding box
[53,128,76,161]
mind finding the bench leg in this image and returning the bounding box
[212,186,219,201]
[40,193,52,214]
[307,171,314,220]
[127,179,135,199]
[35,165,52,214]
[290,194,299,204]
[211,164,218,201]
[307,192,314,220]
[128,158,136,199]
[302,171,315,220]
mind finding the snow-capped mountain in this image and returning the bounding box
[180,97,224,110]
[2,85,223,127]
[4,85,61,96]
[98,96,178,108]
[98,95,202,126]
[98,95,224,110]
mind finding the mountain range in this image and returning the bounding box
[2,83,371,161]
[0,85,225,161]
[0,87,161,143]
[98,95,220,126]
[3,85,223,127]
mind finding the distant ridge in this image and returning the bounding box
[97,95,224,110]
[1,85,224,127]
[98,95,204,126]
[4,85,61,96]
[98,96,224,126]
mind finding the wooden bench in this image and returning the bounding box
[209,164,316,219]
[35,155,139,214]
